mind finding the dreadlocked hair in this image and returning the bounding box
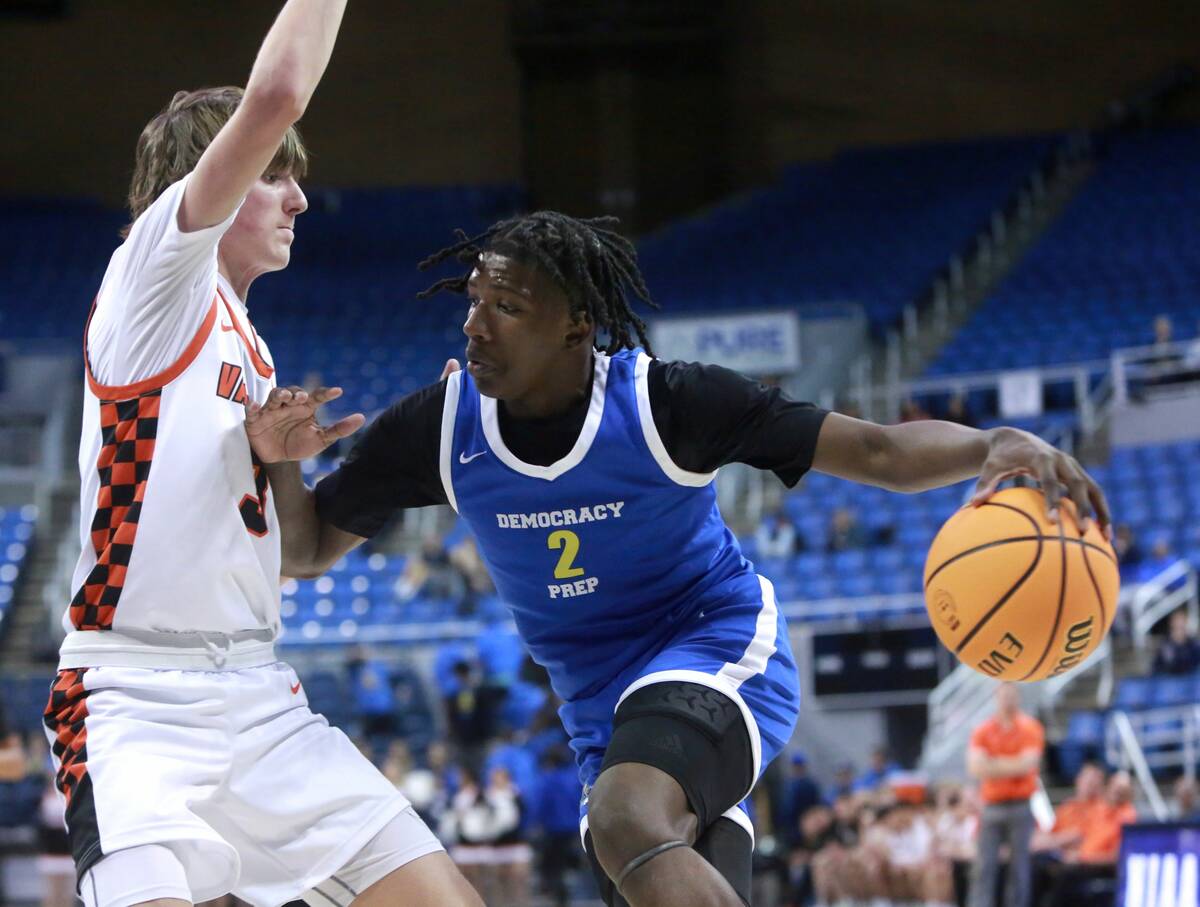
[417,211,659,356]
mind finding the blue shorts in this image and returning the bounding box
[560,575,799,841]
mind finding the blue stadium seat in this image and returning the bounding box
[1113,677,1153,711]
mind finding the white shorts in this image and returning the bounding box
[44,662,441,906]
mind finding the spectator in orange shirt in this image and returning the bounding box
[967,683,1044,907]
[1032,762,1105,858]
[1047,771,1137,907]
[1031,762,1105,906]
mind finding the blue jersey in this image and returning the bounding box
[442,349,766,701]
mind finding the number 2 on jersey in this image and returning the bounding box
[547,530,585,579]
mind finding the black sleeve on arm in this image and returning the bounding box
[314,380,448,538]
[648,360,829,487]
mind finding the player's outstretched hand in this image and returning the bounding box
[245,386,365,464]
[970,427,1112,537]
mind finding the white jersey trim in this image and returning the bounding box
[479,353,610,481]
[716,574,780,690]
[633,352,716,487]
[439,372,463,513]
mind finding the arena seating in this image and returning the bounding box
[1057,670,1200,780]
[638,136,1052,335]
[0,506,36,633]
[927,126,1200,378]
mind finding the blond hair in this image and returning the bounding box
[123,86,308,237]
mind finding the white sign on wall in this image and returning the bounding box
[650,311,802,375]
[998,369,1044,418]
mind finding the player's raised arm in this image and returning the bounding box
[179,0,348,232]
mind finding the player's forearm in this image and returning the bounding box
[265,460,324,578]
[245,0,349,117]
[874,421,994,493]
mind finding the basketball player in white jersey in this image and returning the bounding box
[45,3,482,906]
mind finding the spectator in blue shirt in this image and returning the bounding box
[345,648,398,745]
[825,762,857,803]
[776,751,823,847]
[530,747,583,907]
[853,746,901,793]
[1153,609,1200,676]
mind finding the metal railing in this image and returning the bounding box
[1129,559,1199,651]
[1107,709,1179,821]
[848,359,1108,433]
[1111,338,1200,406]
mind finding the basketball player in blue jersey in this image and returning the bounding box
[249,212,1111,907]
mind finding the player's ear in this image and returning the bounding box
[564,310,594,349]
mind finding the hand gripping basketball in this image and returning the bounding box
[925,487,1119,682]
[245,385,365,463]
[970,427,1111,537]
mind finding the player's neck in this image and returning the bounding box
[217,257,260,304]
[502,352,594,420]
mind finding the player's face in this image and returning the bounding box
[463,253,592,410]
[219,173,308,280]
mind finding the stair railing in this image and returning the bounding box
[1129,559,1198,650]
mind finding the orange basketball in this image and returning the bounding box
[923,486,1119,682]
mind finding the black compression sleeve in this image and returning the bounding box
[648,359,828,486]
[313,380,448,538]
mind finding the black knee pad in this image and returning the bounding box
[695,816,753,906]
[599,680,753,831]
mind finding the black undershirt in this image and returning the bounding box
[315,358,828,539]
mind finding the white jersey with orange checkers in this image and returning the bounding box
[59,175,282,669]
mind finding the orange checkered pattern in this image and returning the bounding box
[69,391,161,630]
[43,669,91,808]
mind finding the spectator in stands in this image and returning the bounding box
[933,783,979,907]
[755,503,801,559]
[1047,771,1137,907]
[1151,314,1177,361]
[967,682,1044,907]
[945,393,977,428]
[486,765,532,907]
[872,800,956,906]
[445,659,503,771]
[1152,608,1200,676]
[826,508,867,553]
[825,762,857,802]
[1032,762,1104,859]
[1171,776,1199,821]
[530,747,582,907]
[443,764,526,907]
[1113,523,1144,574]
[0,699,25,781]
[1031,762,1105,905]
[854,746,901,793]
[448,534,497,608]
[1135,535,1179,584]
[382,739,441,822]
[787,803,836,905]
[345,646,399,748]
[395,532,469,607]
[776,751,823,848]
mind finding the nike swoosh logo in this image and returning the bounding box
[290,681,302,695]
[220,321,237,332]
[459,450,487,464]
